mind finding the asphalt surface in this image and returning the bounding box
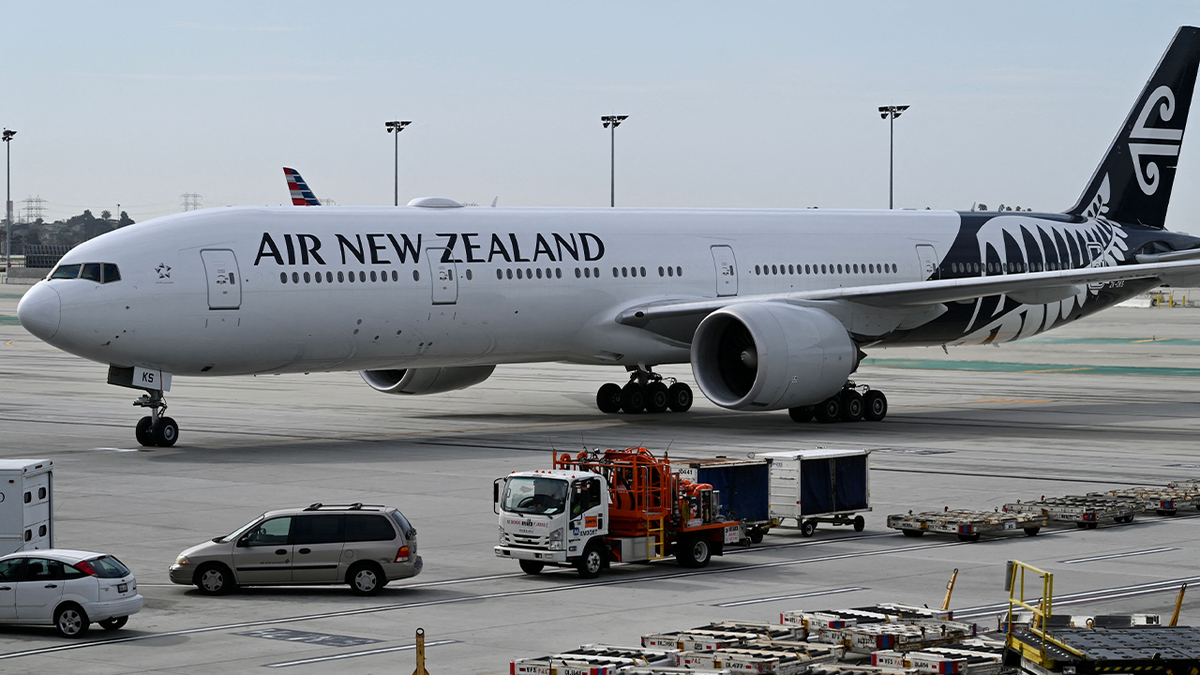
[1,283,1199,673]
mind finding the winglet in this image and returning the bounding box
[283,167,321,206]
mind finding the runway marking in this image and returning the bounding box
[3,338,59,351]
[264,640,456,668]
[953,575,1200,620]
[1060,547,1177,564]
[714,586,866,607]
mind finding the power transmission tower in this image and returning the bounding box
[180,193,202,211]
[20,196,46,223]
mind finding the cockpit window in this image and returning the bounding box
[80,263,102,282]
[50,264,81,279]
[102,264,121,283]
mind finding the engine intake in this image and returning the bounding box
[691,304,855,410]
[360,366,496,395]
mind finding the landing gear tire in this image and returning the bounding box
[815,397,842,423]
[153,417,179,447]
[676,536,711,568]
[620,384,646,414]
[788,406,814,423]
[576,543,604,579]
[135,416,155,446]
[864,390,888,421]
[645,382,670,413]
[853,516,865,532]
[841,390,865,422]
[667,382,693,412]
[800,520,817,537]
[596,383,623,413]
[518,560,545,575]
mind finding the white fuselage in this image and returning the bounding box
[25,206,962,376]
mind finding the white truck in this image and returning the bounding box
[494,448,739,578]
[0,459,54,555]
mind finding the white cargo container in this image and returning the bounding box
[762,449,871,537]
[0,459,53,554]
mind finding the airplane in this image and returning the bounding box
[15,26,1200,448]
[284,168,321,206]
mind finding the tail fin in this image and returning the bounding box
[283,167,321,206]
[1067,26,1200,228]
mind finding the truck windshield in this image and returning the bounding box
[503,477,568,515]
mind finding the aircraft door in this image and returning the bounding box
[427,249,458,305]
[710,245,738,297]
[915,245,939,281]
[201,249,242,309]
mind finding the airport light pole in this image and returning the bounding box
[3,129,14,277]
[385,120,412,206]
[601,115,628,207]
[878,105,908,209]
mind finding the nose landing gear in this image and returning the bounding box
[133,390,179,447]
[788,382,887,425]
[596,367,693,415]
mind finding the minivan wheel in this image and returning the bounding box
[348,563,385,595]
[195,563,236,596]
[54,604,90,638]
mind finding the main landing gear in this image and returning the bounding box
[133,390,179,447]
[596,367,693,415]
[788,382,887,424]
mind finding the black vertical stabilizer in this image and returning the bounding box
[1067,26,1200,228]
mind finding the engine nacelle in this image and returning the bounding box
[360,366,496,395]
[691,304,856,411]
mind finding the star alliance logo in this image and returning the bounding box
[155,263,171,279]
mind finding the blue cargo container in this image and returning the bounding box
[674,457,771,540]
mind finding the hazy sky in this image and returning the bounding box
[3,2,1199,229]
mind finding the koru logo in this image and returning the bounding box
[1129,85,1183,195]
[155,263,171,279]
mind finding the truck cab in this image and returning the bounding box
[494,470,610,577]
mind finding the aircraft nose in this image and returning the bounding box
[17,283,61,341]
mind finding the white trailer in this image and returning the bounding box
[762,449,871,537]
[0,459,53,555]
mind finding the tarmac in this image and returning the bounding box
[1,282,1199,673]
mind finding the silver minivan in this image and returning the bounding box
[169,503,421,595]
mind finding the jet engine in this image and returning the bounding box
[691,304,856,411]
[360,366,496,395]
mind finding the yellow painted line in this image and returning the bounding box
[4,339,59,352]
[1131,338,1172,343]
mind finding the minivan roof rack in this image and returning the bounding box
[302,503,387,512]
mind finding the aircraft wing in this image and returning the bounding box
[616,257,1200,340]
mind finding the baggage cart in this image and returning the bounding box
[762,449,872,538]
[1087,486,1200,516]
[886,509,1047,542]
[1001,495,1137,527]
[674,457,772,544]
[512,645,675,675]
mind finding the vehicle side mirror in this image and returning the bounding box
[493,478,502,515]
[236,535,249,548]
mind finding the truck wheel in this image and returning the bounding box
[1023,527,1040,536]
[749,529,764,544]
[676,536,711,568]
[576,543,604,579]
[853,516,865,532]
[518,560,545,575]
[800,520,817,537]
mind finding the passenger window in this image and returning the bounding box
[246,517,292,546]
[80,263,102,282]
[23,558,63,582]
[571,478,602,518]
[345,515,396,542]
[62,564,87,580]
[102,264,121,283]
[291,515,345,545]
[0,558,24,582]
[50,264,81,279]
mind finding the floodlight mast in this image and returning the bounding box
[601,115,628,207]
[2,129,14,278]
[878,105,909,209]
[385,120,412,206]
